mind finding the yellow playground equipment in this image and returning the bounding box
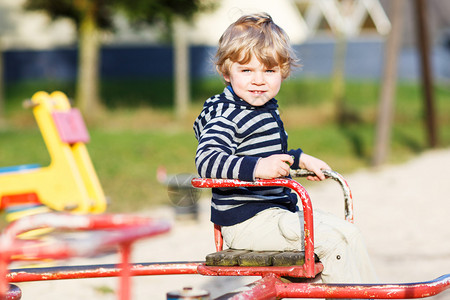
[0,91,107,222]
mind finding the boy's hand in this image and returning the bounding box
[254,154,294,179]
[298,153,331,181]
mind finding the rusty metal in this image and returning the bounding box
[7,262,323,281]
[277,274,450,299]
[6,261,450,299]
[8,262,202,282]
[290,169,354,223]
[197,263,324,278]
[191,177,315,278]
[212,273,450,300]
[224,274,279,300]
[213,224,223,252]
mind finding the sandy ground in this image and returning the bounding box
[13,148,450,299]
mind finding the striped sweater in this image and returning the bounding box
[193,87,303,226]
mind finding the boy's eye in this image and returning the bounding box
[266,68,280,73]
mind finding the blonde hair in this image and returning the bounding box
[215,12,299,80]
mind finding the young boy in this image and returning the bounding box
[193,12,377,284]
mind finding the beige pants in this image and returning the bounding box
[221,207,378,284]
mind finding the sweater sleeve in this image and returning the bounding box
[195,115,259,181]
[287,148,303,170]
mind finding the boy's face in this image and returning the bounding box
[223,54,282,106]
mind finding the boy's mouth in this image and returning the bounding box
[249,90,266,95]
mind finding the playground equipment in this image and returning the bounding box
[2,170,449,299]
[0,213,171,300]
[0,91,107,221]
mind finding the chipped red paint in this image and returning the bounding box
[7,262,322,282]
[290,169,354,223]
[228,274,279,300]
[277,274,450,299]
[213,223,223,252]
[191,177,316,278]
[197,263,324,278]
[214,273,450,299]
[6,262,450,299]
[7,262,202,282]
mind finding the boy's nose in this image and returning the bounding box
[252,72,265,85]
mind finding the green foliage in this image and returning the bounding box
[23,0,214,33]
[113,0,213,24]
[23,0,114,29]
[112,0,216,41]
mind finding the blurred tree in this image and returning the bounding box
[113,0,206,26]
[0,41,4,123]
[0,2,13,124]
[23,0,113,121]
[113,0,214,119]
[0,1,17,125]
[373,0,405,167]
[23,0,211,121]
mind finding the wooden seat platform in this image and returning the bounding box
[206,249,320,267]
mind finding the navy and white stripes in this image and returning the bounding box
[194,87,302,226]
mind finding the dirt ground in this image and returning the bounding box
[14,148,450,299]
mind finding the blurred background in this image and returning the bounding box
[0,0,449,213]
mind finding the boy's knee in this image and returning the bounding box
[277,211,303,250]
[278,213,302,241]
[316,221,364,254]
[316,211,362,241]
[340,222,363,240]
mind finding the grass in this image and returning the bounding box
[1,78,449,214]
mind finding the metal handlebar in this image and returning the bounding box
[290,169,354,223]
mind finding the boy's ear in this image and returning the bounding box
[223,74,230,83]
